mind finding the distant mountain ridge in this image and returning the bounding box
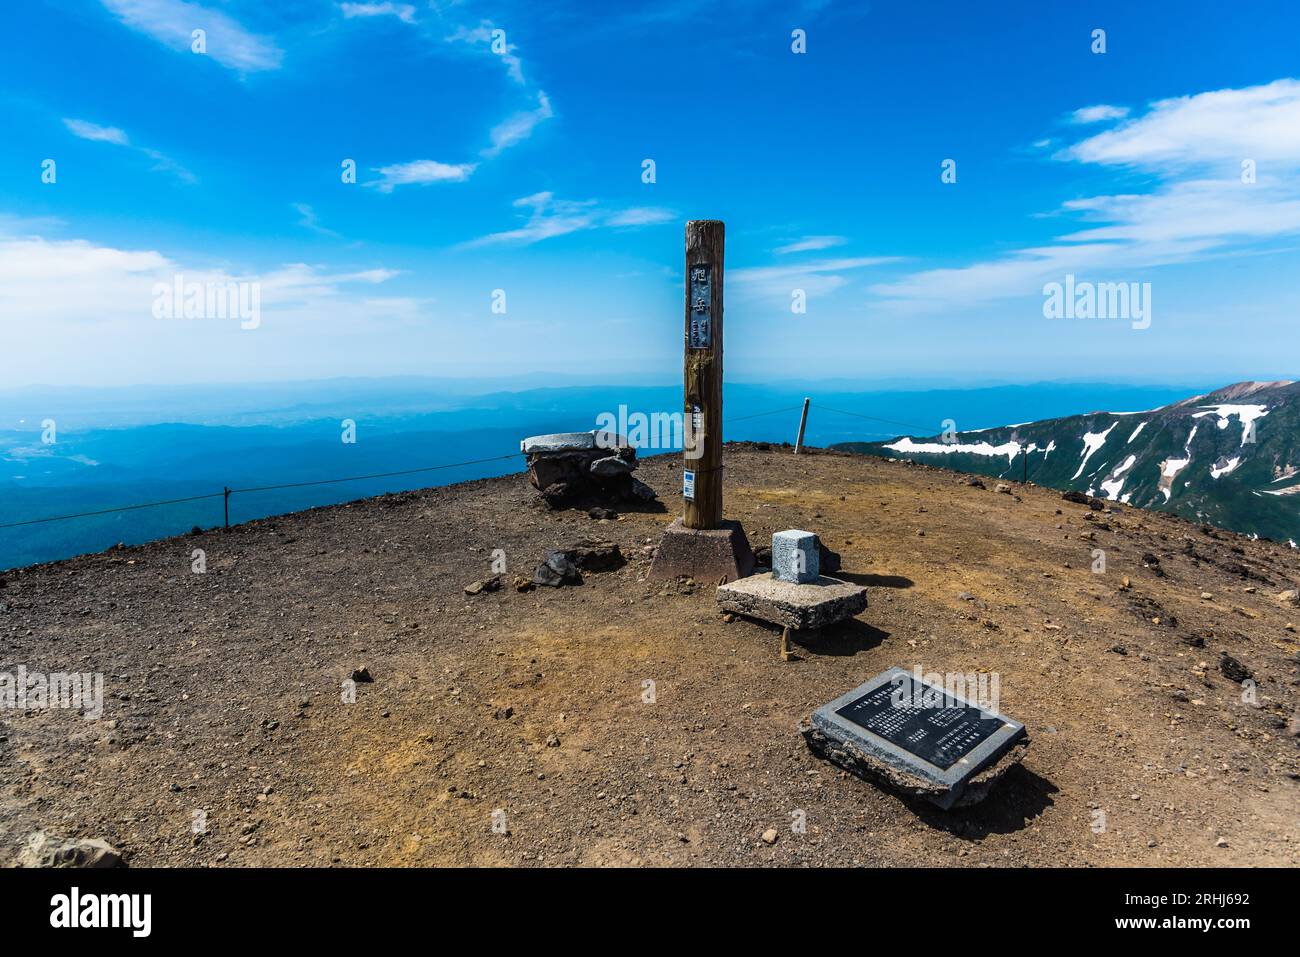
[832,381,1300,545]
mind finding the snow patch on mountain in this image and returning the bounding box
[1192,404,1268,446]
[1100,454,1137,500]
[882,436,1023,464]
[1261,484,1300,497]
[1127,422,1147,444]
[1211,456,1242,479]
[1071,423,1117,480]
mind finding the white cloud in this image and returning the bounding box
[773,235,847,255]
[0,232,397,316]
[0,224,419,385]
[360,12,553,161]
[62,116,195,184]
[874,78,1300,310]
[291,203,340,238]
[1061,78,1300,168]
[605,207,676,227]
[1069,104,1129,124]
[365,159,477,192]
[441,18,554,157]
[484,92,554,157]
[63,119,129,145]
[339,2,415,23]
[446,21,526,86]
[99,0,284,73]
[732,256,901,297]
[461,193,673,248]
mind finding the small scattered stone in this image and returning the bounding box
[464,575,502,596]
[761,828,779,845]
[1218,653,1252,683]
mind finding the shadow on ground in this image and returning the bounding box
[790,618,890,657]
[912,765,1058,839]
[838,571,914,589]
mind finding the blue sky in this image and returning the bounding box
[2,0,1299,388]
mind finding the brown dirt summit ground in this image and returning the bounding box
[1,444,1297,868]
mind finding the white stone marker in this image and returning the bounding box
[772,529,819,584]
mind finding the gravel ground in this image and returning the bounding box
[1,444,1296,867]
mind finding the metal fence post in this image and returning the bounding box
[794,397,810,453]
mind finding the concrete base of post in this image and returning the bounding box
[647,518,754,584]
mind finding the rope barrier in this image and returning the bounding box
[0,401,923,532]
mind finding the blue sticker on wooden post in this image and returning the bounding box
[683,469,696,500]
[688,264,711,349]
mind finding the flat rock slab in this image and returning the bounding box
[715,572,867,630]
[521,431,628,454]
[806,667,1028,809]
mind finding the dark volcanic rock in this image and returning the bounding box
[570,540,624,573]
[1219,653,1253,683]
[532,550,583,587]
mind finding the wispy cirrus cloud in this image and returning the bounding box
[874,78,1300,310]
[357,13,554,185]
[338,2,415,23]
[62,116,196,183]
[364,159,477,192]
[291,203,340,238]
[732,256,901,297]
[63,119,129,145]
[774,235,847,255]
[460,192,674,248]
[484,92,554,158]
[1069,104,1129,124]
[98,0,284,73]
[605,207,676,228]
[445,20,526,86]
[439,17,553,155]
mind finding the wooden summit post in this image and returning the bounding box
[684,220,724,529]
[648,220,754,583]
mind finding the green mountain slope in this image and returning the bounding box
[832,381,1300,544]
